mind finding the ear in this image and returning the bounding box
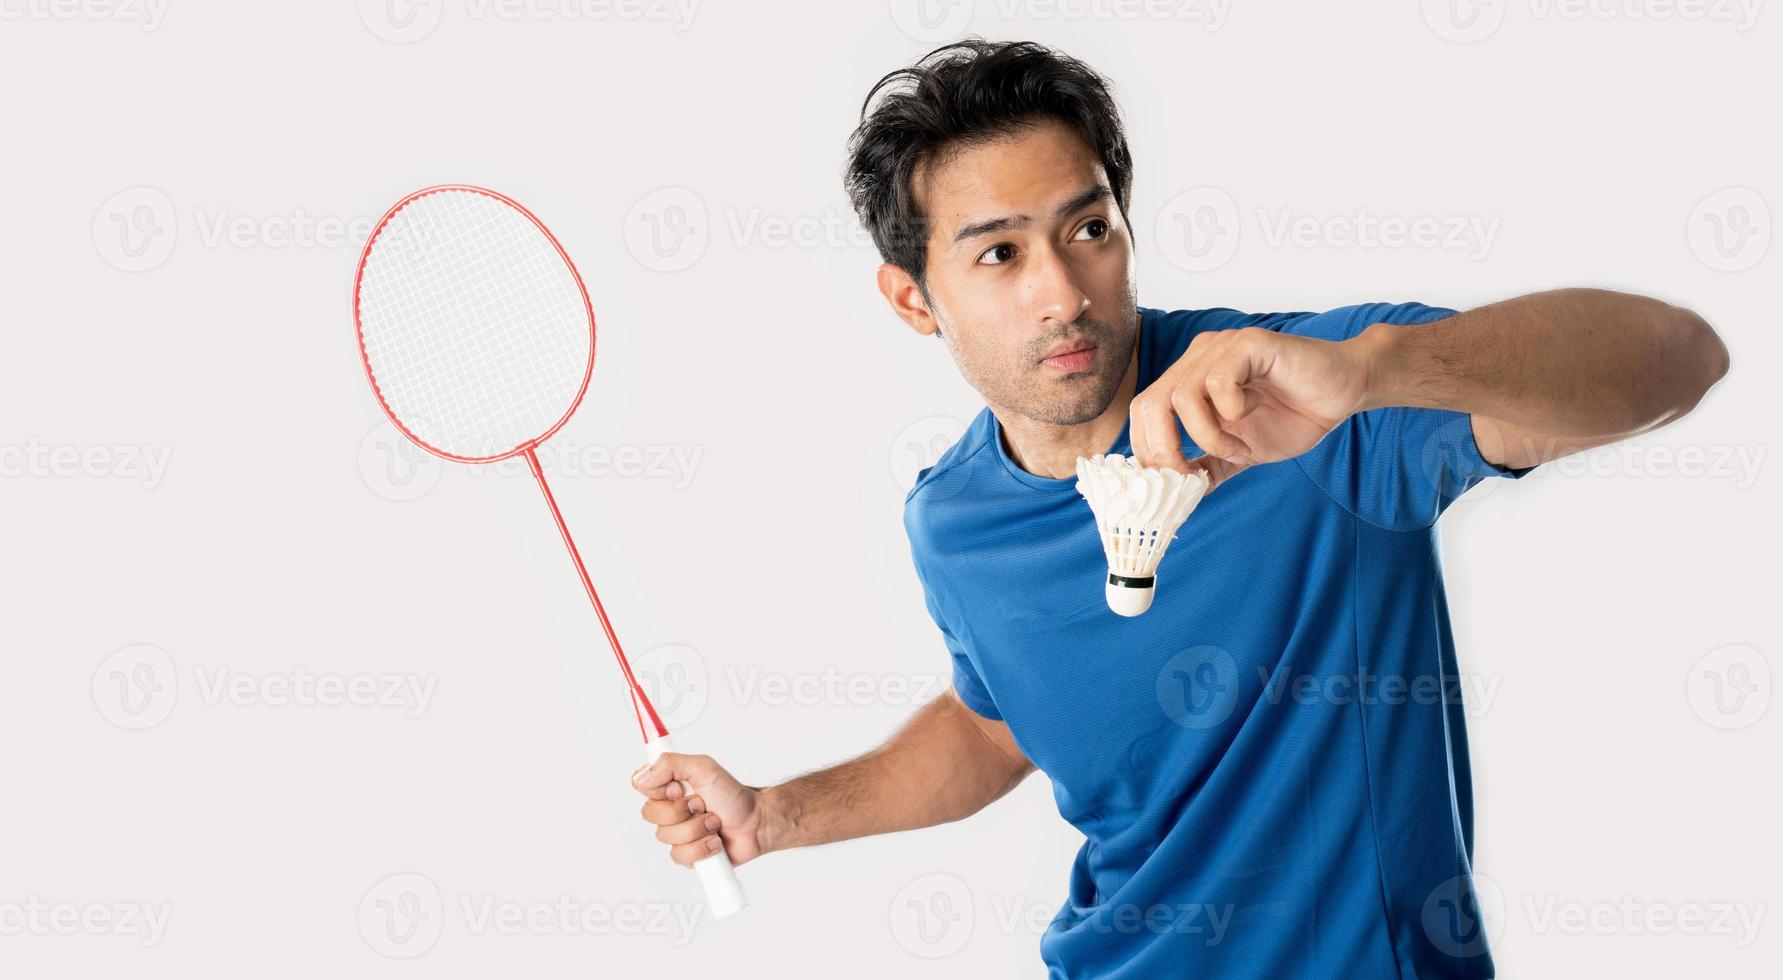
[876,263,940,338]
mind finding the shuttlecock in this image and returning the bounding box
[1074,454,1210,617]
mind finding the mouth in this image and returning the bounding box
[1039,341,1098,374]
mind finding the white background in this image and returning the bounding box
[1,0,1778,976]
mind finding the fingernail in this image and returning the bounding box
[687,798,704,814]
[707,836,722,852]
[704,816,719,832]
[630,765,649,783]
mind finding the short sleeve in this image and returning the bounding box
[909,554,1001,721]
[1280,302,1533,531]
[934,606,1002,721]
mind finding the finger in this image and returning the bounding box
[632,760,675,799]
[1186,454,1249,492]
[1171,379,1251,465]
[1205,373,1259,424]
[1130,330,1227,471]
[670,834,725,868]
[640,797,690,826]
[633,752,713,800]
[1129,349,1199,472]
[1175,335,1255,463]
[1129,388,1190,472]
[656,813,721,847]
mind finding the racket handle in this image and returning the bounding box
[644,734,749,920]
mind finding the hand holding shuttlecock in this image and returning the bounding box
[1074,454,1211,617]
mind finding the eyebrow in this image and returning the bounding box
[951,185,1112,245]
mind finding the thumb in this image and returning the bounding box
[641,751,722,788]
[1187,454,1248,493]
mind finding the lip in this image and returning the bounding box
[1040,341,1097,373]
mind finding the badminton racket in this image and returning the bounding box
[352,184,747,919]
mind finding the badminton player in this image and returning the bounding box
[635,40,1728,978]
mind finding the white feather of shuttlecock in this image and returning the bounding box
[1074,454,1210,614]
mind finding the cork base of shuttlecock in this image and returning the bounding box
[1106,573,1156,617]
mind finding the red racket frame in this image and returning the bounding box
[352,184,666,741]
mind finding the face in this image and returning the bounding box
[880,119,1138,426]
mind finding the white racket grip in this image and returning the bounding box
[644,734,748,920]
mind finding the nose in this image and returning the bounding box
[1024,242,1090,328]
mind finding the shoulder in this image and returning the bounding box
[903,409,998,546]
[1142,305,1304,358]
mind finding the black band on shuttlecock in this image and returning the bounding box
[1107,573,1155,589]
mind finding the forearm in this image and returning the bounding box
[1356,288,1729,439]
[755,691,1031,854]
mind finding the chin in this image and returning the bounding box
[1023,388,1115,426]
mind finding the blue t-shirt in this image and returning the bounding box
[904,303,1525,979]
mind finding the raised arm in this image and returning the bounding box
[1129,289,1729,479]
[1354,288,1729,470]
[633,691,1032,868]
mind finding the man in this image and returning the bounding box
[634,40,1728,977]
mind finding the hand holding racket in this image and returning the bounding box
[353,185,748,919]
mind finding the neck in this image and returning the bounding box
[996,332,1140,480]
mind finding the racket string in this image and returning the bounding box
[359,191,588,459]
[358,187,662,742]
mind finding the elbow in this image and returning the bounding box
[1672,305,1731,403]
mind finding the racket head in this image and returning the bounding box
[353,184,595,464]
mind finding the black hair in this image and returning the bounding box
[843,39,1133,290]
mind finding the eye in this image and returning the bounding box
[1074,218,1109,242]
[977,243,1017,266]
